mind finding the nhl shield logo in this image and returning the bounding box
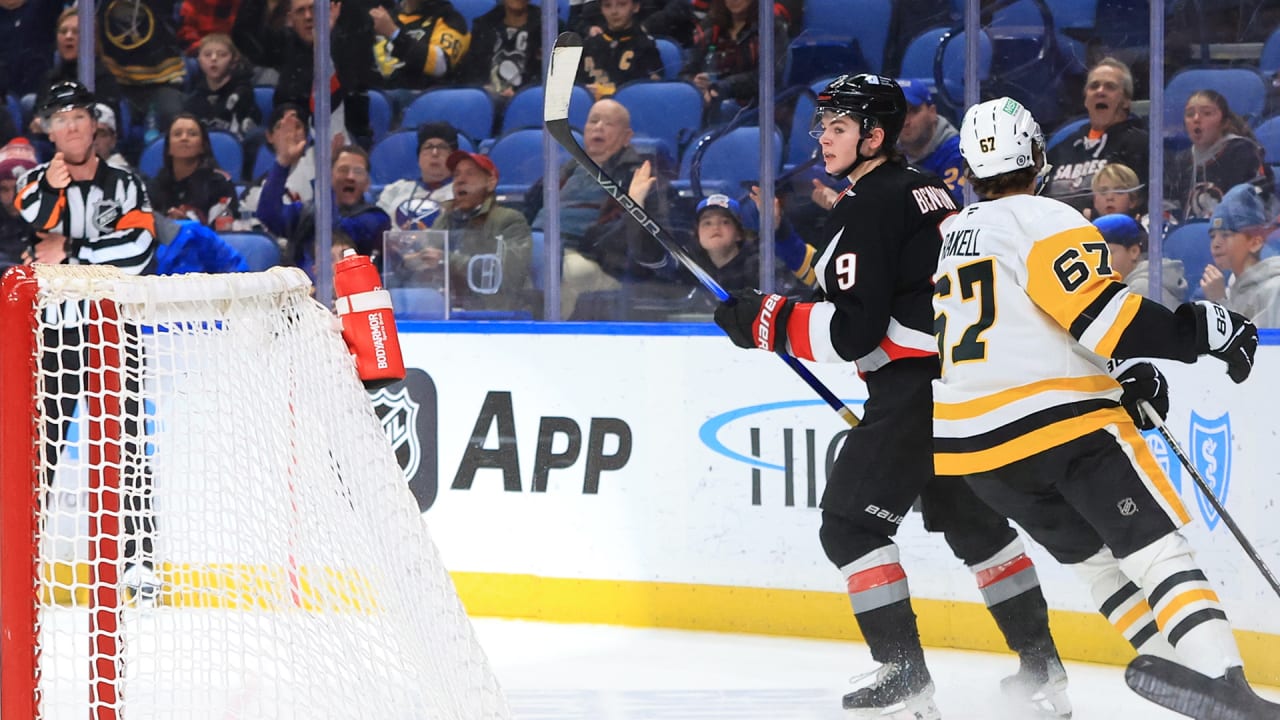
[1189,411,1231,530]
[369,368,438,512]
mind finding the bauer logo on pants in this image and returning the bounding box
[1189,411,1231,531]
[370,368,439,512]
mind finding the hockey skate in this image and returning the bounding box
[1000,656,1072,718]
[122,563,161,607]
[842,661,942,719]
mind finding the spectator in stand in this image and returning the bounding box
[1200,183,1280,327]
[1090,162,1143,223]
[183,33,260,140]
[1165,89,1273,224]
[390,150,533,313]
[377,121,457,230]
[257,140,390,280]
[1093,213,1186,311]
[0,138,37,272]
[240,102,315,214]
[577,0,662,99]
[528,98,671,317]
[234,0,377,147]
[32,8,123,134]
[99,0,189,142]
[572,0,717,46]
[147,113,240,231]
[369,0,470,100]
[1044,58,1148,214]
[681,191,800,310]
[93,104,133,171]
[0,0,63,99]
[456,0,545,105]
[177,0,243,55]
[895,78,963,206]
[680,0,787,116]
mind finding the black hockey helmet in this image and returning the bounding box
[39,81,98,121]
[814,74,907,147]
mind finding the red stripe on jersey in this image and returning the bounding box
[787,302,815,360]
[975,555,1034,589]
[878,336,937,362]
[847,563,908,593]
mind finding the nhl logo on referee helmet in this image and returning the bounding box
[395,197,442,230]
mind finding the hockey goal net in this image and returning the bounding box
[0,265,509,720]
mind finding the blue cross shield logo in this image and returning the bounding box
[1189,412,1231,530]
[1142,428,1181,492]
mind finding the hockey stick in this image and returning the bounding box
[1138,399,1280,599]
[545,32,858,428]
[1125,655,1278,720]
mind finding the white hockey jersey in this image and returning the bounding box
[932,194,1144,476]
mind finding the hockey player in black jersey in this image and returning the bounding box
[714,74,1070,719]
[938,96,1276,719]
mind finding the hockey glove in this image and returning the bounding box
[714,291,794,352]
[1112,361,1168,431]
[1177,301,1258,384]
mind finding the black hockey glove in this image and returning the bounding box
[714,291,794,352]
[1112,361,1168,431]
[1177,301,1258,384]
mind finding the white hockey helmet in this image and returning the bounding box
[958,97,1044,179]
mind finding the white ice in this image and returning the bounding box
[475,618,1280,719]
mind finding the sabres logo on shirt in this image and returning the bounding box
[93,200,122,232]
[395,197,442,230]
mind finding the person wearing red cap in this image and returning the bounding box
[388,150,533,315]
[0,137,38,271]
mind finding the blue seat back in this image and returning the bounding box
[899,27,948,79]
[654,37,683,81]
[1254,116,1280,170]
[1261,27,1280,75]
[1162,221,1213,302]
[208,130,243,180]
[501,84,592,134]
[219,232,280,271]
[613,81,703,158]
[450,0,492,24]
[802,0,890,73]
[370,130,421,185]
[368,89,392,142]
[785,90,817,168]
[679,126,783,197]
[488,128,573,196]
[1047,116,1089,153]
[254,87,273,124]
[401,87,495,144]
[1164,69,1267,139]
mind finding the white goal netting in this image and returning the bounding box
[1,265,508,720]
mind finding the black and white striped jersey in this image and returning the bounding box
[16,160,157,276]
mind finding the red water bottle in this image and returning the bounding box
[333,249,406,389]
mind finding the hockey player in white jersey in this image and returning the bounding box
[934,96,1275,716]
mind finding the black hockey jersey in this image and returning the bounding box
[783,161,956,373]
[1044,116,1148,212]
[577,27,663,95]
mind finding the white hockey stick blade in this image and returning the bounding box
[545,32,583,124]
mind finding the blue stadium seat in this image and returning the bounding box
[613,81,703,159]
[251,144,275,180]
[1047,116,1089,153]
[899,27,949,80]
[370,130,421,186]
[785,90,817,169]
[676,126,784,198]
[801,0,890,74]
[1261,27,1280,76]
[254,87,273,124]
[401,87,494,144]
[1046,0,1097,32]
[208,130,244,180]
[529,230,545,290]
[138,140,163,178]
[368,89,392,142]
[6,95,21,132]
[654,37,684,81]
[488,128,574,198]
[450,0,492,24]
[1256,116,1280,174]
[219,232,280,271]
[784,37,868,88]
[501,84,592,135]
[1164,69,1268,139]
[1162,221,1213,303]
[389,287,446,319]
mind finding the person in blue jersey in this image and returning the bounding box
[895,78,964,207]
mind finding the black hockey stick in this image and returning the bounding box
[545,32,859,428]
[1125,655,1280,720]
[1139,400,1280,599]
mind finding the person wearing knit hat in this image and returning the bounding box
[1201,183,1280,326]
[0,138,38,272]
[91,103,132,171]
[1093,212,1186,310]
[376,121,460,229]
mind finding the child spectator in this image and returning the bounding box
[456,0,545,104]
[370,0,470,93]
[147,113,240,232]
[0,138,37,272]
[577,0,662,99]
[1090,162,1143,222]
[377,121,457,229]
[177,0,244,55]
[93,104,133,171]
[31,8,121,140]
[1200,183,1280,327]
[184,33,261,140]
[1093,213,1186,311]
[680,0,787,115]
[1165,89,1272,223]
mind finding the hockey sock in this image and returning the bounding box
[840,545,930,674]
[971,538,1061,673]
[1073,546,1179,661]
[1117,532,1242,678]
